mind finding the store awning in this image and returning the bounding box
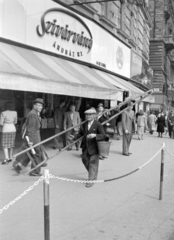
[92,69,144,96]
[0,41,143,100]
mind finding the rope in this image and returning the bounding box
[164,147,174,157]
[104,168,139,182]
[0,144,162,214]
[138,147,163,169]
[51,146,163,183]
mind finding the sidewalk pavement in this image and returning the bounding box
[1,132,174,240]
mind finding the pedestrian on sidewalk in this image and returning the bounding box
[148,111,157,134]
[122,101,135,156]
[167,110,174,138]
[13,98,47,176]
[64,103,81,151]
[137,110,147,140]
[156,112,166,138]
[97,105,110,133]
[73,108,108,188]
[0,101,18,164]
[52,100,66,150]
[115,105,125,140]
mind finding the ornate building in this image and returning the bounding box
[61,0,153,110]
[149,0,174,111]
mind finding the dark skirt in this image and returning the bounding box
[157,123,165,133]
[1,132,16,148]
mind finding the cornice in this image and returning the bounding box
[99,15,116,29]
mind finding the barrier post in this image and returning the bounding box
[159,143,165,200]
[44,169,50,240]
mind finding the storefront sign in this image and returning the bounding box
[0,0,131,78]
[36,8,93,56]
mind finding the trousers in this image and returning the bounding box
[14,142,45,174]
[82,149,99,180]
[137,126,144,139]
[53,128,66,149]
[122,133,132,155]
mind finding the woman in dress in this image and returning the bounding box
[0,101,18,164]
[156,112,166,138]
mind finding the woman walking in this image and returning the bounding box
[0,101,18,164]
[137,110,147,140]
[156,112,166,138]
[148,111,157,134]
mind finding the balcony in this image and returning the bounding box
[164,35,174,51]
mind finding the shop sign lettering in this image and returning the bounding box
[36,8,93,57]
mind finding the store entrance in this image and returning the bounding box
[0,89,108,147]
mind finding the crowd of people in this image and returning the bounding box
[0,98,174,186]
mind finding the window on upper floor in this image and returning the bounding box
[124,3,131,36]
[142,23,150,60]
[133,5,138,44]
[103,1,121,29]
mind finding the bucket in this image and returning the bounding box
[97,141,111,158]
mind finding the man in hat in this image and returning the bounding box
[14,98,47,176]
[122,101,135,156]
[73,108,108,187]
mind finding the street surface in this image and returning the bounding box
[1,132,174,240]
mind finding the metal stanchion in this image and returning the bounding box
[159,143,165,200]
[44,170,50,240]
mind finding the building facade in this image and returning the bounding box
[64,0,153,111]
[0,0,154,134]
[149,0,174,111]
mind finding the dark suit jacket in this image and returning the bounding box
[26,109,41,145]
[74,120,107,156]
[98,115,109,132]
[122,110,135,134]
[53,107,65,130]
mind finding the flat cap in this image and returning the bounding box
[84,107,96,114]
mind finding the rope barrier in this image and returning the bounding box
[139,147,163,169]
[0,144,162,214]
[0,176,44,214]
[164,147,174,157]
